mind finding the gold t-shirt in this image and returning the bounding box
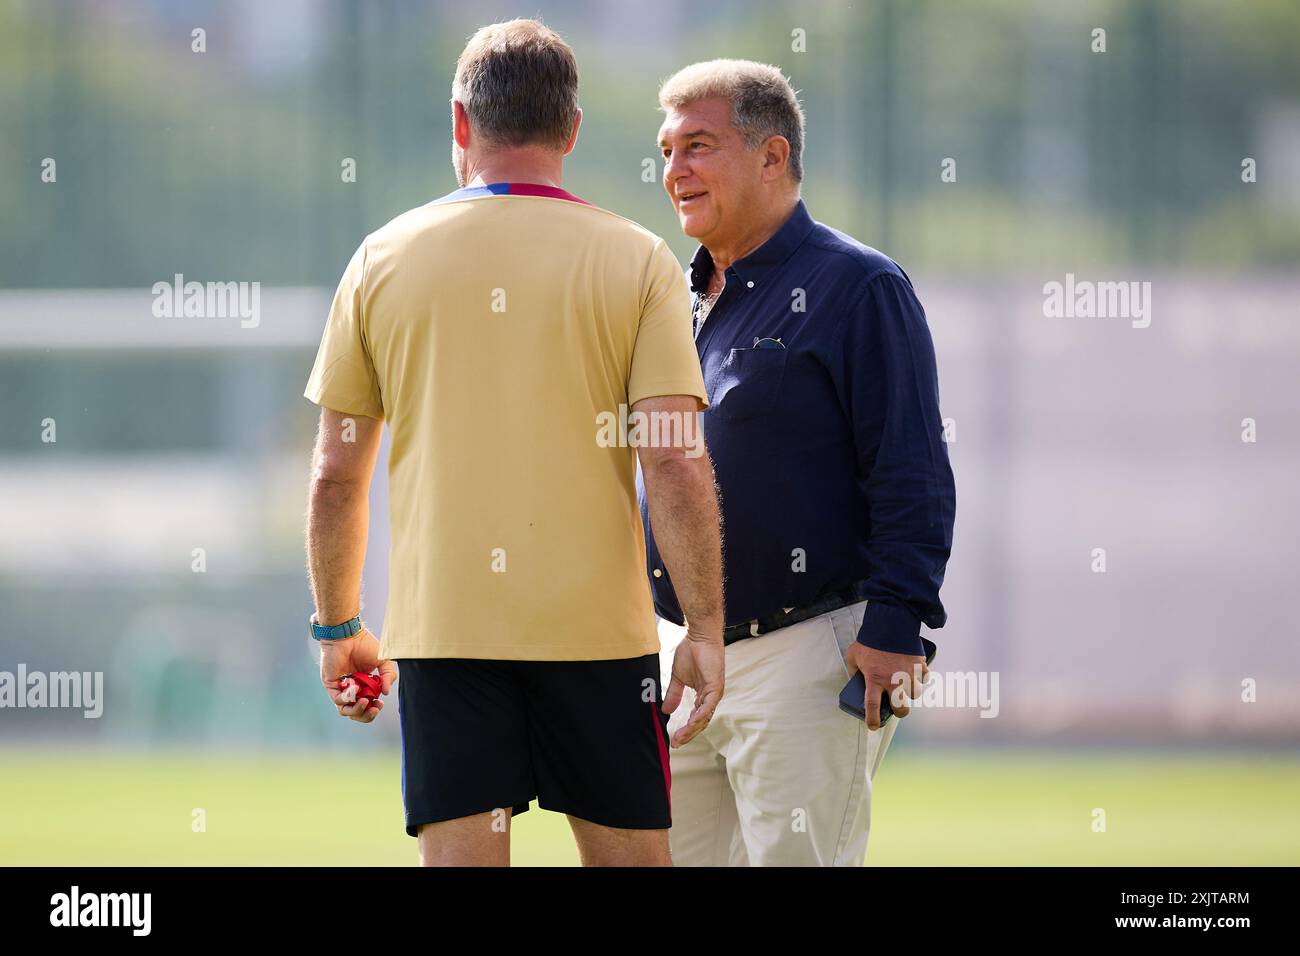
[305,183,706,660]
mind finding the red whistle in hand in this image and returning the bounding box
[338,671,384,705]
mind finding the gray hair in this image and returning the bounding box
[658,59,805,182]
[452,19,579,151]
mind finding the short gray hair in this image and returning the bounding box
[452,19,579,151]
[658,59,805,182]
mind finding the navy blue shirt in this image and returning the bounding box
[637,200,955,656]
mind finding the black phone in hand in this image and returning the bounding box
[838,637,938,725]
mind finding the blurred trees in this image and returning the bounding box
[1,0,1296,288]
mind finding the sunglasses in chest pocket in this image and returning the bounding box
[709,338,788,421]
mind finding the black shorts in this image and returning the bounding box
[396,655,672,837]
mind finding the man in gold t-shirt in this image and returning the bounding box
[302,19,723,867]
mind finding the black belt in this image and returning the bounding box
[721,582,868,646]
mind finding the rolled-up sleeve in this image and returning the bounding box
[830,271,956,655]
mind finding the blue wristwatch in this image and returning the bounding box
[310,613,363,641]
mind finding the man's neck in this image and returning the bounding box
[465,147,565,189]
[705,194,800,274]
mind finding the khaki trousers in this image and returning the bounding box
[658,600,899,866]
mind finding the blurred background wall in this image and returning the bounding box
[1,0,1298,753]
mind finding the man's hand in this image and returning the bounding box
[662,627,724,748]
[844,642,928,731]
[319,629,397,723]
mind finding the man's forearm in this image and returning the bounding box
[306,478,370,625]
[643,456,724,634]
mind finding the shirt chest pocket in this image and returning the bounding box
[710,347,788,421]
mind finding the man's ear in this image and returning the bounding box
[452,99,472,150]
[760,134,791,182]
[562,108,583,156]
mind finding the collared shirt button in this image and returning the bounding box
[746,280,755,288]
[652,568,663,578]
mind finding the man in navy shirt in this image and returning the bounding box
[643,60,956,866]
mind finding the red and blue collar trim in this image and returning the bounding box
[428,181,590,206]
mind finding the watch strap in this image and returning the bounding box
[310,614,362,641]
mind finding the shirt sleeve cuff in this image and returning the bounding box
[855,601,925,656]
[303,384,385,421]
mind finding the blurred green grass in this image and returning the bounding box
[2,748,1296,865]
